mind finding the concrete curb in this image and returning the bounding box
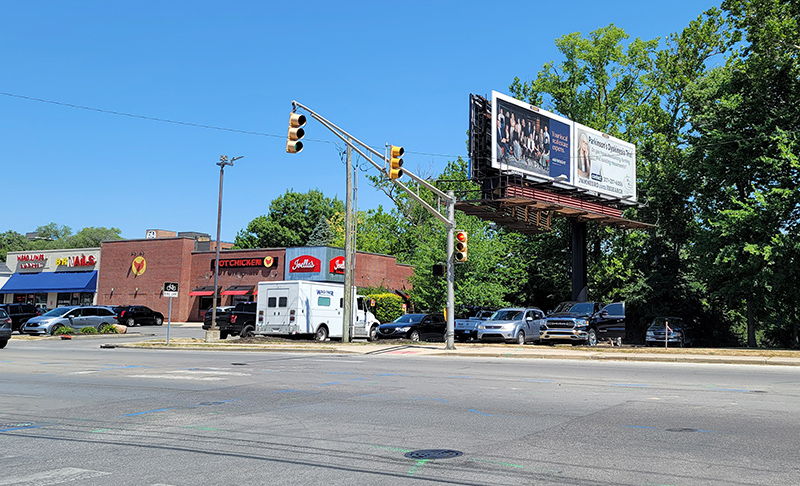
[107,342,800,366]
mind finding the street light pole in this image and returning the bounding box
[207,154,243,342]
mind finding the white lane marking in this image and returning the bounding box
[170,370,251,376]
[128,374,224,381]
[0,467,111,485]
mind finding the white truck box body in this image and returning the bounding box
[255,280,378,339]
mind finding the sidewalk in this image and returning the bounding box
[113,338,800,367]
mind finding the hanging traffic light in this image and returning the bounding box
[389,145,404,179]
[286,112,306,153]
[455,230,468,262]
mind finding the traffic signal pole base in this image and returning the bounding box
[204,330,220,342]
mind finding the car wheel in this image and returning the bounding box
[368,325,379,342]
[0,340,7,349]
[516,330,526,345]
[679,336,685,348]
[241,325,255,338]
[613,337,623,347]
[126,317,135,327]
[315,325,329,342]
[155,316,163,326]
[219,331,229,340]
[457,336,467,343]
[51,324,63,336]
[409,329,420,342]
[587,328,598,347]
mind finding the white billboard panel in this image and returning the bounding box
[491,91,573,182]
[573,123,637,202]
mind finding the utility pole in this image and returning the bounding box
[287,101,457,350]
[342,138,354,343]
[207,154,243,343]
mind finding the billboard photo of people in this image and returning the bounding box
[491,91,571,182]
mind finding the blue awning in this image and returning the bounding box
[0,271,98,294]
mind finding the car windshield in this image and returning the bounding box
[489,310,522,321]
[392,314,426,324]
[552,302,595,316]
[43,307,73,317]
[649,318,682,330]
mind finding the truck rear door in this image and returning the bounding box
[263,287,290,334]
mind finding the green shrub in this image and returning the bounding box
[80,326,99,335]
[53,326,76,335]
[365,293,405,324]
[99,323,119,334]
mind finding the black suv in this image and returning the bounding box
[116,305,164,326]
[0,303,41,333]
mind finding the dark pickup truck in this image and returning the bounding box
[539,301,626,346]
[203,302,256,340]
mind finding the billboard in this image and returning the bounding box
[284,246,345,283]
[491,90,572,182]
[487,91,637,202]
[573,123,637,201]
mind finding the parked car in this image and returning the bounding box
[202,306,235,331]
[645,317,691,347]
[540,301,626,346]
[454,309,496,342]
[116,305,164,326]
[377,313,446,342]
[476,307,545,344]
[0,309,11,348]
[0,303,41,333]
[21,306,118,336]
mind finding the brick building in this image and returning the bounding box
[96,236,413,322]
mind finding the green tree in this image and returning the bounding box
[66,227,124,247]
[306,216,336,246]
[687,0,800,347]
[234,189,345,249]
[0,231,30,262]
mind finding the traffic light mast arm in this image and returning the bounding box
[291,100,455,226]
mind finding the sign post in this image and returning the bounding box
[163,282,179,345]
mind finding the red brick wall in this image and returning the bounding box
[354,252,413,292]
[97,238,195,321]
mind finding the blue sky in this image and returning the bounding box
[2,0,718,242]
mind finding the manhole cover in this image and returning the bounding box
[404,449,463,460]
[666,427,698,433]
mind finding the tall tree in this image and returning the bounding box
[234,189,345,249]
[306,216,336,246]
[687,0,800,346]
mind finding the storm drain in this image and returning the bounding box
[405,449,463,460]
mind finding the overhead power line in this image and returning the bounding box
[0,91,463,158]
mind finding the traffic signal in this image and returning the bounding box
[286,112,306,153]
[454,230,468,262]
[389,145,404,179]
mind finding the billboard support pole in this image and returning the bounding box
[571,220,588,301]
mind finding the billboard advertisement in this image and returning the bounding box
[573,123,637,201]
[491,90,572,182]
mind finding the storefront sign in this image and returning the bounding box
[211,256,277,270]
[17,254,46,269]
[329,256,345,274]
[132,256,147,276]
[289,255,321,273]
[56,255,97,267]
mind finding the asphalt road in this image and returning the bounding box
[1,337,799,485]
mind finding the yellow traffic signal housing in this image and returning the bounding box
[389,145,404,179]
[455,230,468,262]
[286,113,306,153]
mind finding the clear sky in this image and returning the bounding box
[1,0,718,242]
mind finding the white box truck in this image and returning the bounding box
[255,280,381,341]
